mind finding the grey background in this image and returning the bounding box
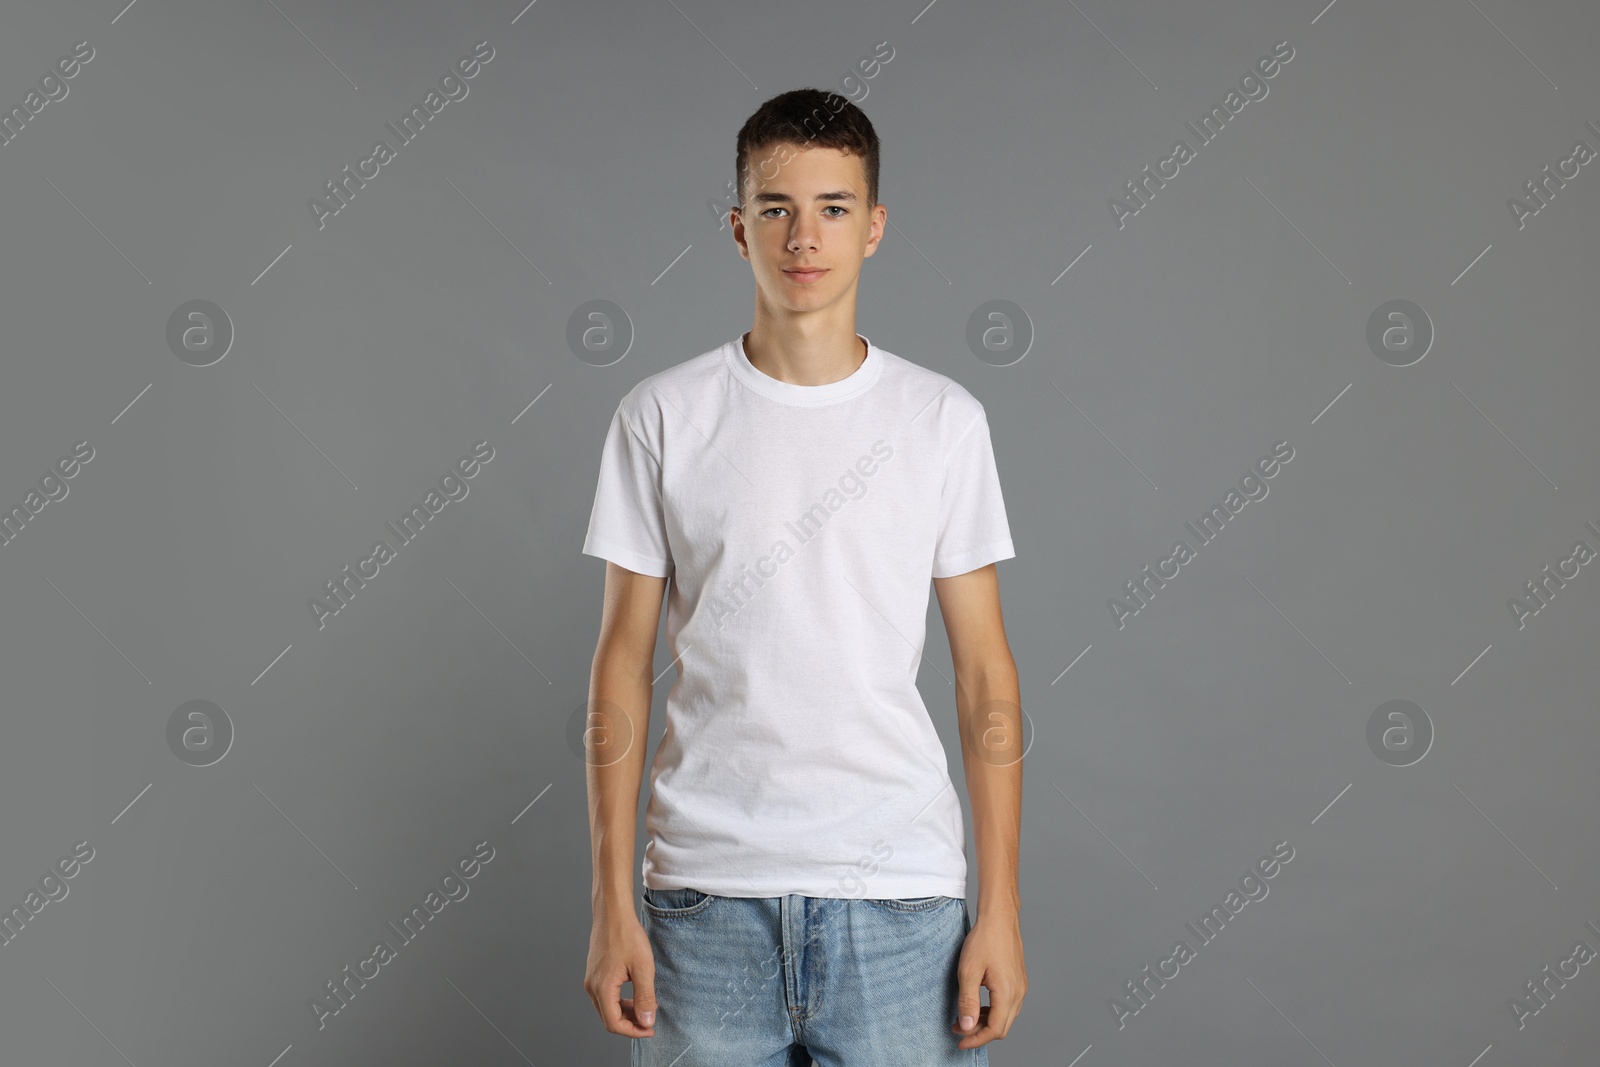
[1,0,1597,1064]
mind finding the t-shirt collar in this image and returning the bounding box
[725,332,884,407]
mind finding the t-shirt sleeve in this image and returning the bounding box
[581,398,673,578]
[931,411,1016,579]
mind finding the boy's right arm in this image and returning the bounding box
[583,560,668,1038]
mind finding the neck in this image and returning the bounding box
[743,320,866,387]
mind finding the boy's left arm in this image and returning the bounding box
[932,562,1027,1051]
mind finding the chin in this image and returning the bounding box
[766,278,827,302]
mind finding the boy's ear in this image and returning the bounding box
[729,208,752,261]
[863,203,888,257]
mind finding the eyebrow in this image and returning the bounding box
[750,190,859,204]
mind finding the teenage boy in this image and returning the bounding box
[581,87,1026,1066]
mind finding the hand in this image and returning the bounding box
[584,911,658,1038]
[951,910,1027,1050]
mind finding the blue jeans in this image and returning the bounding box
[632,887,988,1067]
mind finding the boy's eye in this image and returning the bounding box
[759,206,848,219]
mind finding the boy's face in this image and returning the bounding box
[731,142,886,316]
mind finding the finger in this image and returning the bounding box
[984,982,1013,1038]
[953,1011,983,1040]
[954,964,984,1035]
[947,1011,998,1049]
[955,984,1018,1048]
[595,975,628,1035]
[632,960,658,1031]
[598,971,653,1037]
[952,1005,994,1048]
[620,996,656,1036]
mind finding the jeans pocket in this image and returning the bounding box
[641,886,716,918]
[861,894,957,913]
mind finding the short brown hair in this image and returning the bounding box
[735,88,880,210]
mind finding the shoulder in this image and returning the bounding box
[872,345,989,442]
[612,342,729,432]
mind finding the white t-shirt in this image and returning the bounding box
[582,333,1015,899]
